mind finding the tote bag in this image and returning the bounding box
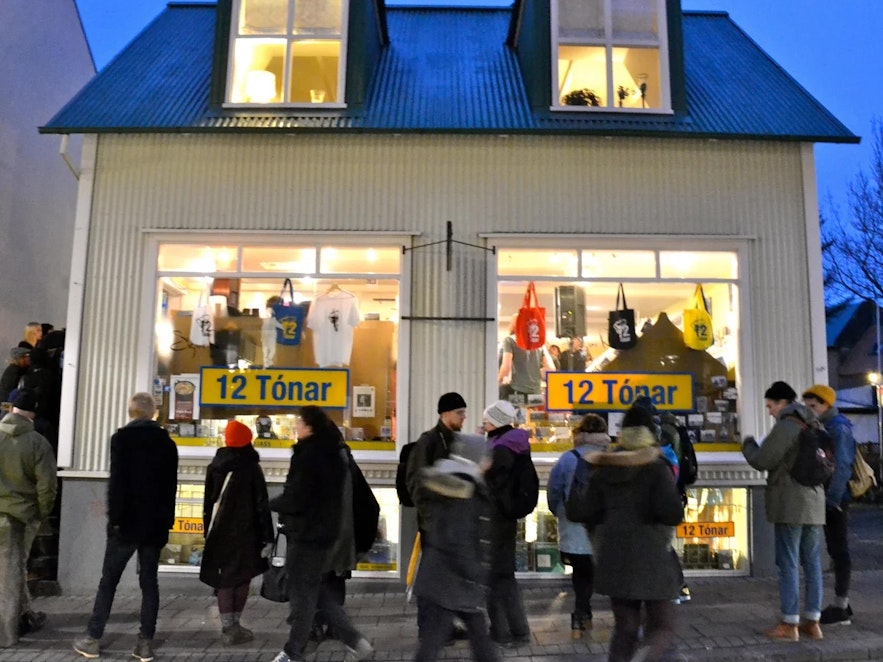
[260,527,289,603]
[849,449,877,499]
[683,284,713,350]
[189,287,215,347]
[272,278,306,346]
[607,283,637,349]
[515,281,546,350]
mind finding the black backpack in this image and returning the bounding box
[349,454,380,555]
[396,442,417,507]
[661,421,698,487]
[788,418,835,487]
[498,452,540,519]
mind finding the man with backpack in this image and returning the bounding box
[742,381,826,643]
[802,384,857,626]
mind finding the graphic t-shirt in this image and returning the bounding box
[306,291,361,367]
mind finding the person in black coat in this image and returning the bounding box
[200,420,273,646]
[73,393,178,662]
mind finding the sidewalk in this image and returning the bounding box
[4,506,883,662]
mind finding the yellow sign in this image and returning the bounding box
[676,521,735,538]
[546,372,693,411]
[200,367,349,408]
[171,517,204,535]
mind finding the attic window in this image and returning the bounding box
[552,0,670,111]
[227,0,348,105]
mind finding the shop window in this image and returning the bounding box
[675,487,749,571]
[228,0,347,105]
[498,249,578,277]
[581,250,656,278]
[553,0,669,111]
[154,240,399,455]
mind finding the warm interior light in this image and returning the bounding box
[870,372,882,385]
[366,248,377,262]
[245,70,276,103]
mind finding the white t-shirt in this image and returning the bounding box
[306,291,361,367]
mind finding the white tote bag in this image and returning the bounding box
[189,288,215,347]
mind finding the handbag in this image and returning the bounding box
[514,281,546,350]
[273,278,306,346]
[849,448,877,499]
[260,527,289,603]
[607,283,637,349]
[188,287,215,347]
[683,284,713,350]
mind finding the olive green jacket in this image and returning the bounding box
[0,412,57,524]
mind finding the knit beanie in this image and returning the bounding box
[482,400,519,428]
[224,419,253,447]
[802,384,836,407]
[621,405,655,431]
[11,388,37,413]
[764,381,797,402]
[437,392,467,414]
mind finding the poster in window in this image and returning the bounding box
[353,385,375,418]
[170,373,201,421]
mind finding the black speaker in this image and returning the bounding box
[555,286,586,338]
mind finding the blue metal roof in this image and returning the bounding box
[41,4,857,142]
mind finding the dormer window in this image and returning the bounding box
[227,0,348,105]
[552,0,669,111]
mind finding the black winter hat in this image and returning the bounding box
[437,392,467,414]
[12,389,37,413]
[621,404,655,431]
[764,381,797,402]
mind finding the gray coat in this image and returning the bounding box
[742,402,826,525]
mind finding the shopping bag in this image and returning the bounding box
[683,284,713,350]
[607,283,637,349]
[260,527,289,603]
[405,532,422,603]
[849,449,877,499]
[273,278,306,346]
[514,281,546,350]
[188,287,215,347]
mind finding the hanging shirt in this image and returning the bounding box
[306,291,361,367]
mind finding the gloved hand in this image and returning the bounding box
[261,542,274,559]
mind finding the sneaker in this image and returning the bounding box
[799,620,823,640]
[222,623,255,645]
[19,610,47,635]
[271,652,293,662]
[765,622,799,642]
[345,637,374,661]
[678,584,691,602]
[820,604,853,625]
[73,636,101,659]
[132,636,155,662]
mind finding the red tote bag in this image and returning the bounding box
[515,281,546,350]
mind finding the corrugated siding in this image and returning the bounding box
[73,132,814,469]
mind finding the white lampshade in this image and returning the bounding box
[245,70,276,103]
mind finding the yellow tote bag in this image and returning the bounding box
[405,532,422,603]
[683,285,713,350]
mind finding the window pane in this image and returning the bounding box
[558,0,604,41]
[559,45,606,106]
[239,0,287,35]
[320,246,400,275]
[581,250,656,278]
[612,0,658,42]
[158,245,239,272]
[659,251,739,279]
[293,0,342,35]
[230,38,285,103]
[611,47,659,109]
[498,249,578,277]
[241,246,317,273]
[289,40,340,103]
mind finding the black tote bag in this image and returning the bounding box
[260,527,289,603]
[607,283,637,349]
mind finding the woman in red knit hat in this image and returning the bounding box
[200,419,274,645]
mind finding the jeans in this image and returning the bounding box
[0,514,26,647]
[566,553,594,618]
[824,505,851,598]
[487,573,529,643]
[414,600,499,662]
[86,534,162,639]
[774,523,823,622]
[609,598,676,662]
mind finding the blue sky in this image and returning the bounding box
[75,0,882,215]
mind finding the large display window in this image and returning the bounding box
[151,240,400,456]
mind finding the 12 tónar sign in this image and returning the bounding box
[200,367,349,409]
[546,372,693,411]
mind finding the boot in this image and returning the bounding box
[571,612,587,640]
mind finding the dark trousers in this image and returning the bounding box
[414,600,499,662]
[284,544,362,660]
[567,553,594,618]
[609,598,676,662]
[487,573,529,643]
[824,504,852,598]
[87,535,162,640]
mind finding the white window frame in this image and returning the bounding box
[551,0,672,113]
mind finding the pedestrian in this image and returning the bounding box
[405,391,469,640]
[268,405,373,662]
[0,348,30,404]
[802,383,857,625]
[0,389,57,647]
[412,454,500,662]
[73,392,179,661]
[200,419,274,645]
[497,316,555,403]
[481,399,533,647]
[18,323,42,351]
[547,413,609,638]
[742,381,826,642]
[559,336,589,372]
[582,404,684,662]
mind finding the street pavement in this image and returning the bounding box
[3,505,883,662]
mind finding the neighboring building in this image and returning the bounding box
[827,299,882,390]
[42,0,857,590]
[0,0,94,346]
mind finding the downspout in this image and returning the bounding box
[59,135,80,180]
